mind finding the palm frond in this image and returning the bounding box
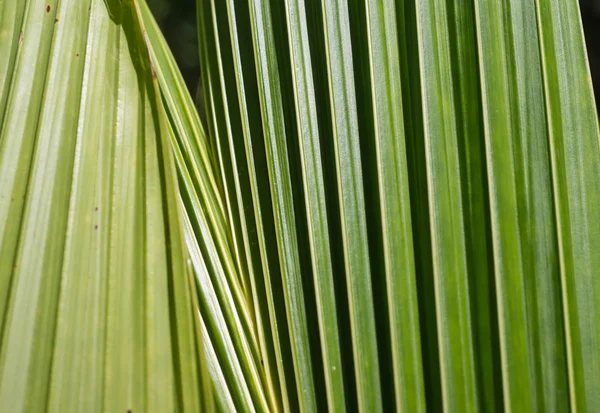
[0,1,208,411]
[197,0,600,411]
[1,0,599,411]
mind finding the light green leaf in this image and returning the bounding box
[0,1,206,411]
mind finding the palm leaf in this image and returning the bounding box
[196,0,600,411]
[1,0,599,411]
[535,0,600,409]
[0,0,208,411]
[475,0,568,410]
[141,4,277,411]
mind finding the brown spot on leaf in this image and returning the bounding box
[94,225,98,230]
[55,18,59,23]
[46,5,51,12]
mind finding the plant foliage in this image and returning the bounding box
[0,0,599,412]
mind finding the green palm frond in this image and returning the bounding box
[0,1,208,411]
[1,0,599,412]
[196,0,600,411]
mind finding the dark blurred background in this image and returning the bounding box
[147,0,600,112]
[582,0,600,104]
[147,0,200,95]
